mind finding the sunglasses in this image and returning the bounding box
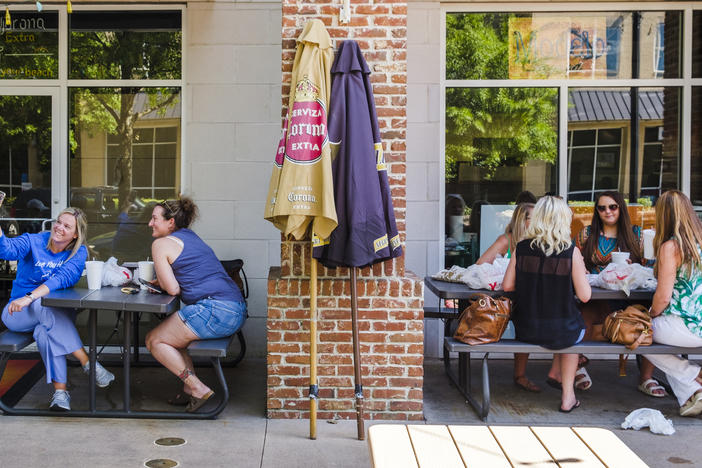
[160,200,178,217]
[596,204,619,213]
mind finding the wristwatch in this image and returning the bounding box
[25,292,36,301]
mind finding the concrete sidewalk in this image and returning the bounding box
[1,357,701,467]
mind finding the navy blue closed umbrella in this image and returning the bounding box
[313,40,402,439]
[313,40,402,269]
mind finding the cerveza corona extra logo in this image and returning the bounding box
[287,192,317,203]
[285,76,328,165]
[0,16,47,34]
[273,116,288,168]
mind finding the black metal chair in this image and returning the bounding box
[219,259,248,367]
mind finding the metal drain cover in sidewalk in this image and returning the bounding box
[145,459,178,468]
[155,437,186,447]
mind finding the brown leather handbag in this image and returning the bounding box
[453,294,512,345]
[603,304,653,350]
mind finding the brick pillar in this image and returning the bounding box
[268,1,424,420]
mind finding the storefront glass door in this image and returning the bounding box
[0,91,57,237]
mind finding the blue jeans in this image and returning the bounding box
[178,298,246,339]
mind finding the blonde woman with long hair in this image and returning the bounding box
[1,207,114,411]
[646,190,702,416]
[477,202,534,265]
[503,196,591,412]
[477,202,539,392]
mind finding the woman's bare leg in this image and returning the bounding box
[72,347,89,367]
[638,357,666,395]
[513,353,540,391]
[548,355,561,382]
[145,313,211,398]
[560,353,579,411]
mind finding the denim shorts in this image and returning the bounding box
[178,298,246,339]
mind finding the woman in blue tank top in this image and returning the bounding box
[144,197,246,412]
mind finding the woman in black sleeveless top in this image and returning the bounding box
[503,196,591,412]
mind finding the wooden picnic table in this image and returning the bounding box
[368,424,649,468]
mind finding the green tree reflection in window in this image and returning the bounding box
[69,11,181,209]
[445,13,557,181]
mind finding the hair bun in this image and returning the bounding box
[175,195,199,228]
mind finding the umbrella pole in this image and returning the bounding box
[350,267,365,440]
[309,246,318,440]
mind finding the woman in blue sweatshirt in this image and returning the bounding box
[1,207,114,411]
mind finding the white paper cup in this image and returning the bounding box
[643,229,655,259]
[138,261,154,282]
[611,251,630,265]
[86,261,104,290]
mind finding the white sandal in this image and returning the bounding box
[638,378,668,398]
[574,367,592,391]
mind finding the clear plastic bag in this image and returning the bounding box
[596,263,657,296]
[102,257,133,287]
[432,257,509,290]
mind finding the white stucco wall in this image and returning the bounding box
[185,1,282,357]
[183,1,444,358]
[407,2,442,357]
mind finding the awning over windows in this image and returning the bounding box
[568,90,663,122]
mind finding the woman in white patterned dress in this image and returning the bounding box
[646,190,702,417]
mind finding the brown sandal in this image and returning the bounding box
[514,376,541,393]
[186,391,214,413]
[167,392,191,406]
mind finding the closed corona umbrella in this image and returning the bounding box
[264,19,335,440]
[313,40,403,440]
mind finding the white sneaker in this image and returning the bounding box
[82,361,115,388]
[679,392,702,417]
[49,390,71,411]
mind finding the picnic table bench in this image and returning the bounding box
[424,276,702,419]
[445,337,702,420]
[0,316,237,419]
[368,424,649,468]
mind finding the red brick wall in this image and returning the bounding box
[268,0,424,420]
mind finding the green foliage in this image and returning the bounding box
[0,96,52,176]
[68,28,181,208]
[637,197,653,208]
[445,13,558,181]
[446,13,508,80]
[70,31,181,80]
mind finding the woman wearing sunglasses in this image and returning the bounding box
[144,197,246,412]
[572,191,663,397]
[1,207,115,411]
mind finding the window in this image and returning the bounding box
[0,11,58,80]
[67,10,182,260]
[106,125,179,199]
[641,126,663,198]
[0,6,183,258]
[443,7,685,267]
[568,128,622,201]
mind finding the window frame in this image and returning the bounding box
[0,4,186,216]
[440,3,697,267]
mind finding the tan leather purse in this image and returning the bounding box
[453,294,512,345]
[603,304,653,350]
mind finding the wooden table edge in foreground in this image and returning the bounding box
[367,424,649,468]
